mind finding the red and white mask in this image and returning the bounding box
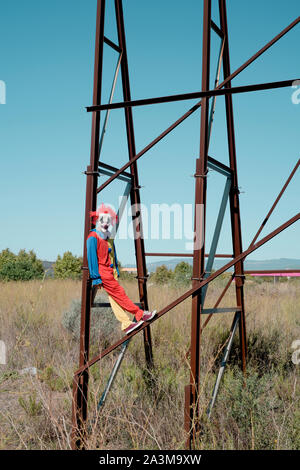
[90,203,117,236]
[97,212,112,233]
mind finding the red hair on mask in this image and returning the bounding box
[90,203,118,226]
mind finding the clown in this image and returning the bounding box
[86,203,156,334]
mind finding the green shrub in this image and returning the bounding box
[219,368,279,450]
[0,249,44,281]
[39,365,71,392]
[62,293,119,347]
[53,251,82,280]
[18,393,42,417]
[212,327,292,375]
[152,265,173,285]
[172,261,192,286]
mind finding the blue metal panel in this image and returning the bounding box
[207,160,231,177]
[99,167,132,184]
[202,307,241,314]
[202,176,232,303]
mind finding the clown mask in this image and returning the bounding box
[90,203,118,237]
[97,212,112,234]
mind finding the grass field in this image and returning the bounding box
[0,278,299,450]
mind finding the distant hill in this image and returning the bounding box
[43,258,300,276]
[42,261,55,277]
[125,258,300,273]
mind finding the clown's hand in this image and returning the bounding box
[92,281,103,290]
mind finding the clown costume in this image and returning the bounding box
[86,203,156,334]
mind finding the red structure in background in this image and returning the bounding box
[248,271,300,277]
[71,0,300,449]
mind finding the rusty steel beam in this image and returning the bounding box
[87,78,299,112]
[98,161,132,179]
[211,19,224,38]
[208,155,232,175]
[186,0,212,449]
[219,0,247,374]
[71,0,106,450]
[74,212,300,376]
[104,35,122,53]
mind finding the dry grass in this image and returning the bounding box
[0,277,299,450]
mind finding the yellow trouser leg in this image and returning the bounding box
[108,295,133,331]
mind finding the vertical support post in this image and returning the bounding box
[186,0,211,450]
[71,0,106,450]
[219,0,247,371]
[115,0,153,367]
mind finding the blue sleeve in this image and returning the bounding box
[113,241,120,278]
[87,236,102,286]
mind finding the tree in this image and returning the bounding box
[173,261,192,286]
[0,248,15,265]
[53,251,82,280]
[153,265,173,285]
[0,249,44,281]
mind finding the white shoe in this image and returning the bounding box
[124,320,143,335]
[142,310,157,322]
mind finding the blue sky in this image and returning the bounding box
[0,0,299,266]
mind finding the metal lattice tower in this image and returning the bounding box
[71,0,299,450]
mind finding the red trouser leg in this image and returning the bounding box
[101,275,144,321]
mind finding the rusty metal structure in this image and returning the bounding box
[71,0,300,449]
